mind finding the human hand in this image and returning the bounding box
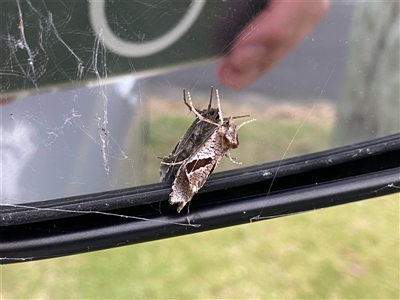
[217,0,329,89]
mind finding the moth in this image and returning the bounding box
[159,87,220,182]
[161,88,255,212]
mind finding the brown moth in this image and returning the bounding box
[159,87,220,182]
[162,89,255,212]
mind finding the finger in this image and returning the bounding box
[217,0,329,89]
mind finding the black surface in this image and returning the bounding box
[1,133,399,264]
[1,0,268,97]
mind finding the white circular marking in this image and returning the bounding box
[89,0,206,58]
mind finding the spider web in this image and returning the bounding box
[1,0,351,216]
[1,0,385,263]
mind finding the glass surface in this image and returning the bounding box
[1,2,399,299]
[1,2,399,206]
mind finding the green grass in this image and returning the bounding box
[2,195,398,299]
[2,100,399,299]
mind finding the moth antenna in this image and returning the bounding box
[237,118,256,131]
[215,89,224,125]
[207,86,213,111]
[188,92,219,126]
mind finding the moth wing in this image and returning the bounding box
[185,157,217,194]
[181,129,225,193]
[169,157,218,213]
[160,109,218,182]
[169,165,194,212]
[168,107,218,158]
[171,109,218,158]
[159,120,199,182]
[168,129,223,212]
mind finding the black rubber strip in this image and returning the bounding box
[1,133,399,264]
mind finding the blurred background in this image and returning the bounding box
[1,1,398,298]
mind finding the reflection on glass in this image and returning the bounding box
[1,3,398,205]
[332,2,400,146]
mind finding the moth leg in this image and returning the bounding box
[187,92,219,126]
[182,89,192,111]
[186,201,191,218]
[225,151,242,165]
[232,114,250,120]
[176,201,187,213]
[158,155,175,160]
[158,149,182,160]
[160,160,185,166]
[225,153,237,160]
[237,118,257,131]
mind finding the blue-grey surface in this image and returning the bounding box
[1,3,356,204]
[149,4,355,101]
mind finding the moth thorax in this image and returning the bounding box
[208,108,220,121]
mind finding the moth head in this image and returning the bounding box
[222,118,239,148]
[207,108,220,122]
